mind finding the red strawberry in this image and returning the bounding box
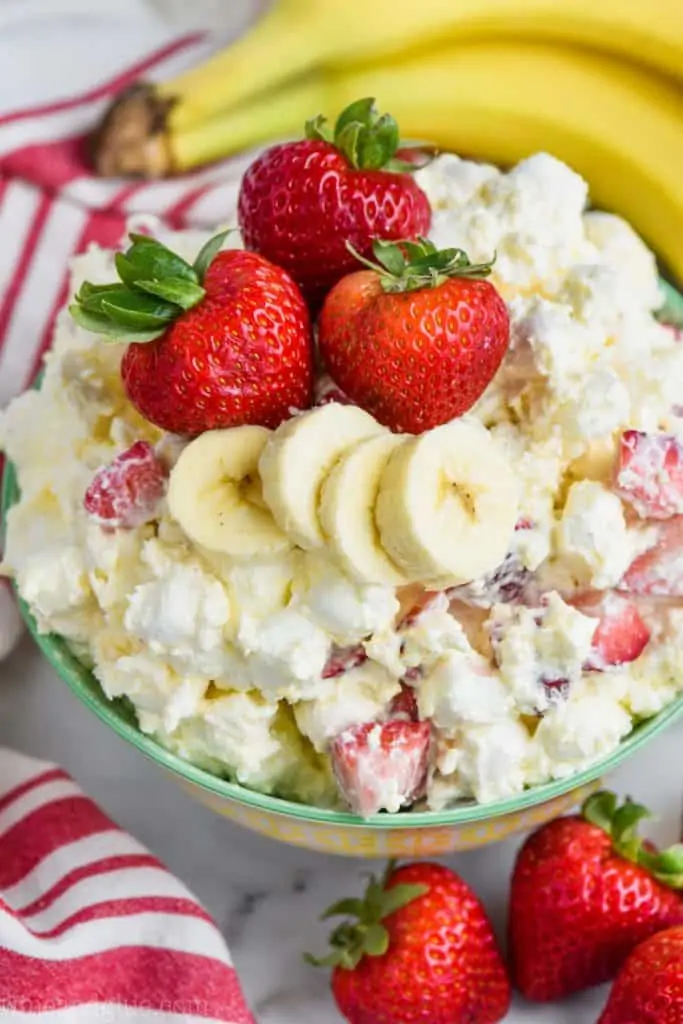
[330,719,431,818]
[618,516,683,595]
[571,592,650,669]
[318,238,510,433]
[238,98,431,307]
[509,790,683,1002]
[307,861,511,1024]
[598,926,683,1023]
[83,440,167,528]
[322,644,368,679]
[388,683,420,722]
[614,430,683,519]
[70,231,313,435]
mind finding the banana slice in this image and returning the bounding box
[376,420,519,585]
[319,433,410,585]
[167,426,291,559]
[259,404,384,550]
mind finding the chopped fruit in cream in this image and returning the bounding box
[2,151,683,818]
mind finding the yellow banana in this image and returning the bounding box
[91,0,683,175]
[175,41,683,281]
[161,0,683,130]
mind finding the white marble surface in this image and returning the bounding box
[2,1,683,1021]
[1,633,682,1023]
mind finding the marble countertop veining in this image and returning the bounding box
[1,633,683,1024]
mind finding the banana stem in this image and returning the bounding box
[162,0,330,131]
[173,74,328,170]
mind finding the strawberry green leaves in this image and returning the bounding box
[348,236,496,293]
[305,861,428,971]
[583,790,652,863]
[639,844,683,890]
[305,97,411,173]
[135,278,206,310]
[115,233,198,287]
[69,230,229,344]
[583,790,683,889]
[193,229,232,281]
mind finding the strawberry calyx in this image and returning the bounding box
[583,790,683,889]
[69,229,230,344]
[305,97,420,173]
[305,860,428,970]
[348,237,496,293]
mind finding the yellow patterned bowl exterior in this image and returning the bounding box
[4,280,683,857]
[177,774,603,856]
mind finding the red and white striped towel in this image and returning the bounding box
[0,30,260,408]
[0,748,254,1022]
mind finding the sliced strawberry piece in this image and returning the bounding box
[83,441,167,529]
[388,683,419,722]
[313,373,353,407]
[573,592,651,670]
[614,430,683,519]
[330,720,431,818]
[589,605,650,669]
[321,643,367,679]
[618,517,683,596]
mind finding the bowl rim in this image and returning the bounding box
[3,278,683,830]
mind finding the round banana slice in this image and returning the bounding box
[319,433,410,585]
[167,426,291,559]
[375,420,519,585]
[259,404,384,550]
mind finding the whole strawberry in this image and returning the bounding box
[70,231,313,435]
[237,98,431,308]
[318,238,510,433]
[308,861,511,1023]
[598,926,683,1023]
[509,790,683,1002]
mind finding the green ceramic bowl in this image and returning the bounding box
[4,279,683,858]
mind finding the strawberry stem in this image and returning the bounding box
[582,790,683,889]
[69,230,229,344]
[305,861,428,971]
[305,97,417,173]
[347,237,496,293]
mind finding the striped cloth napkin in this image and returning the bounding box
[0,749,254,1022]
[0,12,269,1022]
[0,31,256,409]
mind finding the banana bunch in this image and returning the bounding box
[92,0,683,279]
[167,406,519,588]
